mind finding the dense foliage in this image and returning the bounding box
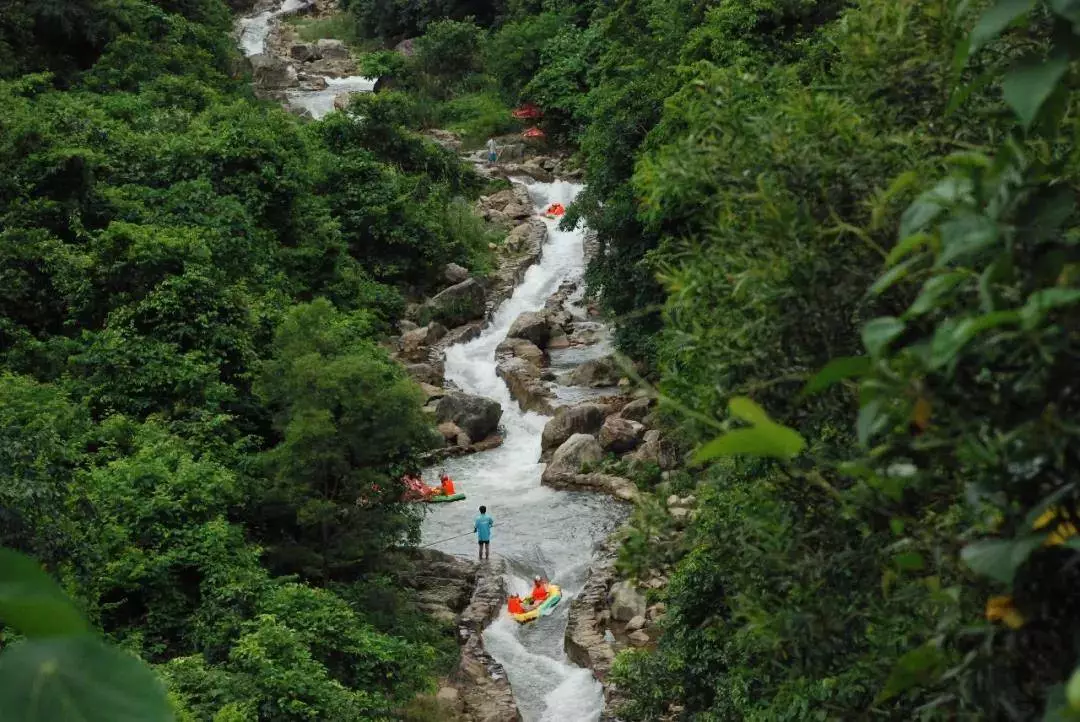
[0,0,483,717]
[364,0,1080,718]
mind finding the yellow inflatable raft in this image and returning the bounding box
[510,585,562,623]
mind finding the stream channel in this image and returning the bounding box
[236,5,628,719]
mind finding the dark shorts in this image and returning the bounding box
[488,152,497,162]
[478,540,490,546]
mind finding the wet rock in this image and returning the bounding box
[496,357,554,415]
[406,362,444,386]
[250,53,299,89]
[626,615,646,632]
[540,403,606,457]
[609,581,647,622]
[436,323,484,351]
[316,38,350,60]
[290,42,320,62]
[567,355,621,387]
[627,630,650,646]
[507,311,550,348]
[598,416,645,453]
[438,422,469,446]
[617,397,655,423]
[401,322,448,363]
[548,326,570,349]
[545,473,638,501]
[542,433,603,483]
[502,201,531,221]
[453,560,521,722]
[436,392,502,442]
[496,337,546,367]
[419,383,446,402]
[424,278,487,328]
[443,262,470,285]
[565,548,618,683]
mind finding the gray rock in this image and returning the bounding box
[424,278,487,328]
[398,319,419,333]
[316,38,350,60]
[626,615,646,632]
[547,326,570,349]
[443,262,470,284]
[598,416,645,453]
[609,581,647,622]
[406,362,443,386]
[495,337,546,367]
[646,603,667,620]
[436,393,502,442]
[400,322,448,362]
[544,473,638,501]
[618,397,655,423]
[250,53,298,89]
[496,357,554,415]
[507,311,550,348]
[290,42,320,62]
[542,434,603,483]
[567,355,621,387]
[565,546,618,683]
[628,630,651,646]
[629,429,681,471]
[540,403,607,456]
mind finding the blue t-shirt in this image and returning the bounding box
[474,513,494,542]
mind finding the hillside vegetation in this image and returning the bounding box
[0,0,492,718]
[355,0,1080,718]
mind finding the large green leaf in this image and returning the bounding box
[0,549,88,638]
[961,536,1045,584]
[695,422,806,463]
[1020,288,1080,329]
[1049,0,1080,24]
[0,637,172,722]
[1003,57,1070,129]
[876,644,947,702]
[936,215,999,267]
[802,356,870,395]
[869,256,920,296]
[929,312,1020,369]
[862,317,905,357]
[906,273,965,318]
[970,0,1036,54]
[728,396,772,426]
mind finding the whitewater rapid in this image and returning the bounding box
[421,181,627,721]
[237,0,375,119]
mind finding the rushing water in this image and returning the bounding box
[237,0,374,118]
[421,181,628,721]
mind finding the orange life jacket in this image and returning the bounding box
[531,583,548,602]
[441,477,455,495]
[507,597,525,614]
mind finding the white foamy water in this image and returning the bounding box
[287,75,377,119]
[421,181,628,721]
[238,0,310,56]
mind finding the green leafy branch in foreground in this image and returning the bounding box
[0,548,171,721]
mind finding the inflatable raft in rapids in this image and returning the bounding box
[511,585,562,623]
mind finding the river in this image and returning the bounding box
[234,5,627,718]
[420,180,626,721]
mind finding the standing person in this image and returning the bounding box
[474,505,494,560]
[486,137,498,165]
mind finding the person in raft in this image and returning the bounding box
[486,137,498,164]
[528,575,548,603]
[507,594,526,614]
[474,505,494,560]
[439,472,456,496]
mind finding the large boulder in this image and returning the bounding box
[495,357,554,415]
[565,550,618,682]
[609,581,647,622]
[629,429,680,471]
[495,337,546,367]
[436,393,502,442]
[542,433,603,483]
[250,53,298,89]
[443,262,470,285]
[567,355,621,387]
[400,322,447,362]
[406,362,443,386]
[507,311,550,348]
[540,403,607,456]
[290,42,320,62]
[598,416,645,453]
[545,472,638,501]
[618,397,655,423]
[424,278,487,328]
[316,38,350,60]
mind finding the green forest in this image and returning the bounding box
[3,0,1080,719]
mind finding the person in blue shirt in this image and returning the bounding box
[474,505,494,560]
